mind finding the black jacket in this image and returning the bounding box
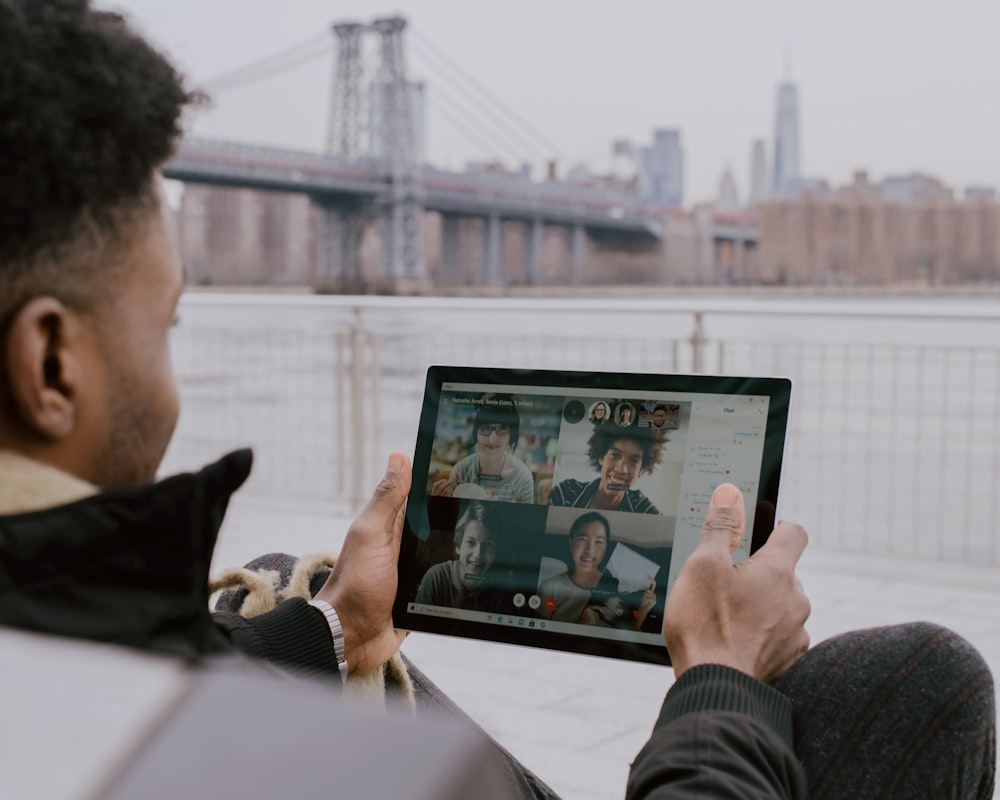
[627,664,807,799]
[0,450,340,679]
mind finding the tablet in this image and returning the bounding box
[394,366,792,666]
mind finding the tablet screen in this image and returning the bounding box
[394,366,792,665]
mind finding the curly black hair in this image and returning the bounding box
[0,0,198,320]
[586,424,668,475]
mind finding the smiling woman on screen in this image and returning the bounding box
[538,512,656,629]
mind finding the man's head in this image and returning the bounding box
[587,425,667,493]
[453,502,498,590]
[0,0,197,487]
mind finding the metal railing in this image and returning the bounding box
[162,294,1000,566]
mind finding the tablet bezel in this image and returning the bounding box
[394,366,792,666]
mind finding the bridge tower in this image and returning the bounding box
[371,15,425,289]
[327,22,365,157]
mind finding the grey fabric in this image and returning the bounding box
[775,622,996,800]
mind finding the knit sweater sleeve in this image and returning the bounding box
[626,664,807,800]
[212,598,342,681]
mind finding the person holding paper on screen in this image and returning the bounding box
[538,512,656,630]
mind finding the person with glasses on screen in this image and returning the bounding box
[430,394,535,503]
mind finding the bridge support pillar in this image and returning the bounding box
[569,223,585,284]
[484,213,503,285]
[316,202,369,294]
[733,239,746,283]
[440,214,461,285]
[525,219,543,285]
[377,194,428,293]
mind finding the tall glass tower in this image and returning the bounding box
[772,81,800,196]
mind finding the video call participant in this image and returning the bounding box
[414,502,507,612]
[550,425,667,514]
[616,403,633,426]
[649,404,676,430]
[538,512,655,631]
[589,401,610,425]
[431,394,534,503]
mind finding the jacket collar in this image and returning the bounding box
[0,450,97,514]
[0,450,253,658]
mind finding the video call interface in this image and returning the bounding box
[401,379,775,650]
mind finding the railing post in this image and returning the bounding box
[350,306,366,510]
[335,330,345,498]
[369,329,381,497]
[689,312,706,373]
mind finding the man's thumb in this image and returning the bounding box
[368,452,411,509]
[698,482,745,555]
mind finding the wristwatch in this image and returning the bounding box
[307,598,348,682]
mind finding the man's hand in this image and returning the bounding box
[664,483,810,683]
[315,452,411,676]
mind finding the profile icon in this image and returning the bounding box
[614,403,634,427]
[588,401,611,425]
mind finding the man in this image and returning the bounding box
[549,425,666,514]
[649,403,677,430]
[0,3,993,799]
[415,501,507,611]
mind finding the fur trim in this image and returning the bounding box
[211,551,416,713]
[280,552,337,603]
[208,568,281,618]
[0,450,97,514]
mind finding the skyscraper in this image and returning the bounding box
[771,81,800,196]
[748,138,768,206]
[638,128,684,207]
[716,164,740,211]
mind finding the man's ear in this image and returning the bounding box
[3,296,82,441]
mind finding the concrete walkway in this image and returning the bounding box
[215,491,1000,800]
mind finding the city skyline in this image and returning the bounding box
[105,0,1000,205]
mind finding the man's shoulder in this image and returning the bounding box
[551,477,587,502]
[626,488,660,514]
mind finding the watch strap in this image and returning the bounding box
[307,598,348,682]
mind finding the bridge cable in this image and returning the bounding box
[199,33,331,93]
[423,95,524,165]
[410,48,543,164]
[409,28,567,160]
[416,69,544,164]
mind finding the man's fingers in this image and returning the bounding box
[365,452,412,514]
[698,483,746,555]
[754,520,808,568]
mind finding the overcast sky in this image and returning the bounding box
[103,0,1000,206]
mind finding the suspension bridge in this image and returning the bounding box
[164,17,755,291]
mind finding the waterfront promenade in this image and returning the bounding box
[213,487,1000,800]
